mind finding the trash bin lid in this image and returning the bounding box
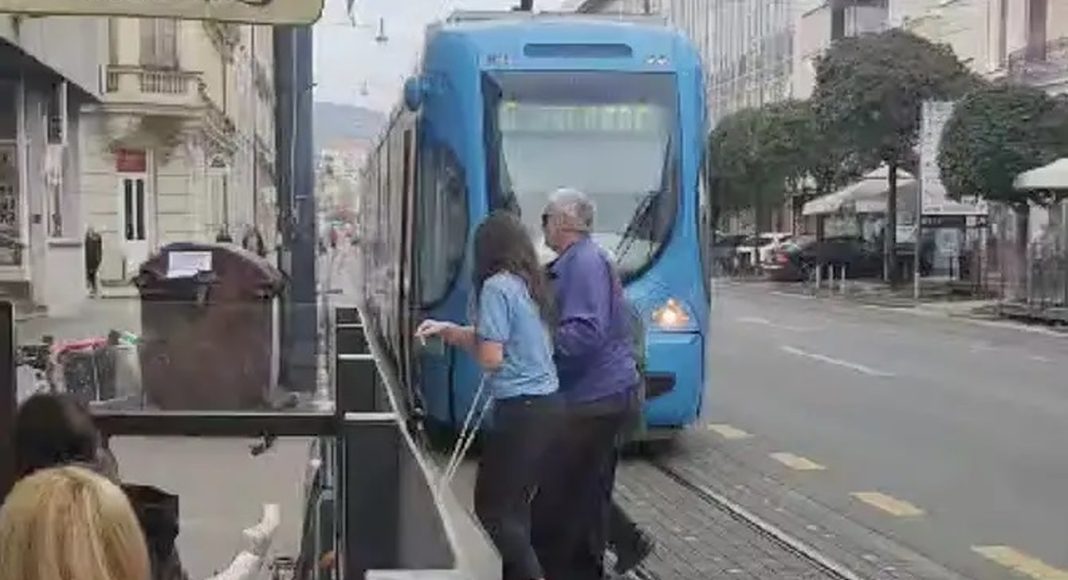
[137,242,284,299]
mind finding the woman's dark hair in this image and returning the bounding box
[13,393,104,479]
[473,211,555,326]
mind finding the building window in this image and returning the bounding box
[123,177,146,242]
[140,19,178,69]
[417,143,468,307]
[997,0,1008,66]
[1026,0,1048,62]
[108,18,121,65]
[832,3,846,41]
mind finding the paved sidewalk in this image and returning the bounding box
[616,461,840,580]
[16,297,142,344]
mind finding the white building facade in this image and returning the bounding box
[0,15,108,316]
[80,19,276,285]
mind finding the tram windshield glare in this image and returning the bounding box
[483,71,678,278]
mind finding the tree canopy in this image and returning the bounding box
[939,83,1068,209]
[813,28,978,281]
[813,28,979,171]
[707,107,786,220]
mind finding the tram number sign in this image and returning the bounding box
[0,0,323,24]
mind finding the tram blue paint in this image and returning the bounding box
[357,14,710,435]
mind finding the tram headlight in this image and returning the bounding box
[651,298,690,330]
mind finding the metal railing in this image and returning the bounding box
[0,301,500,579]
[1026,242,1068,309]
[104,65,204,108]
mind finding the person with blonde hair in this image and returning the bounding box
[0,464,151,580]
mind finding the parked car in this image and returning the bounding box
[764,236,883,282]
[737,233,792,271]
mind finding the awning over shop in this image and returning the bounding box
[802,165,917,216]
[1014,158,1068,191]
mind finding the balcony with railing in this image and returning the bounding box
[1007,37,1068,90]
[103,65,205,110]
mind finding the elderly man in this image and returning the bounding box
[532,188,648,580]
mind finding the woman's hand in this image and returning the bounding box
[415,319,457,344]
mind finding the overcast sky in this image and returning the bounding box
[313,0,570,111]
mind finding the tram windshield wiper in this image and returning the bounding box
[614,138,672,265]
[613,188,661,262]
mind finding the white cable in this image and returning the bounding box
[437,375,492,494]
[444,389,492,484]
[441,382,489,486]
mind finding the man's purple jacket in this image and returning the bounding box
[547,236,639,406]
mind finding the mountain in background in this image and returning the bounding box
[313,102,386,150]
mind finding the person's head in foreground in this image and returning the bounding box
[13,392,118,481]
[474,210,555,326]
[541,187,594,255]
[0,465,150,580]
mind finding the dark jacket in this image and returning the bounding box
[85,230,102,272]
[122,484,191,580]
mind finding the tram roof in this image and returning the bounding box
[425,10,683,51]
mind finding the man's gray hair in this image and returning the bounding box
[546,188,595,232]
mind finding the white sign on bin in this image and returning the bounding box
[0,0,322,24]
[167,251,213,279]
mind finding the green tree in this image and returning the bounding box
[768,100,876,226]
[813,28,978,282]
[939,84,1068,284]
[707,107,784,232]
[707,103,821,231]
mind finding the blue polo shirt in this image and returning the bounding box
[476,272,559,400]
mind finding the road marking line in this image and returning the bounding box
[707,423,752,440]
[770,452,826,471]
[770,290,816,300]
[1029,354,1053,363]
[972,546,1068,579]
[780,345,896,378]
[737,316,815,332]
[851,492,924,517]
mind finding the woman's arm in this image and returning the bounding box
[443,325,503,372]
[441,324,476,351]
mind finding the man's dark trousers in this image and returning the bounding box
[532,394,631,580]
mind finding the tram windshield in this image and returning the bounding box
[483,71,679,279]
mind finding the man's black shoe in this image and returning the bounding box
[613,530,655,574]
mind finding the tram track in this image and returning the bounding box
[624,460,863,580]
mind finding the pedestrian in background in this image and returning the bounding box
[416,211,563,580]
[85,226,102,297]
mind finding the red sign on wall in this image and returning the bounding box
[115,149,146,173]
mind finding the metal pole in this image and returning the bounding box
[914,201,922,302]
[0,302,15,503]
[274,25,318,392]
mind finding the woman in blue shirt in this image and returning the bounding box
[416,211,562,580]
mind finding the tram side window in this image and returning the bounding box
[417,145,468,306]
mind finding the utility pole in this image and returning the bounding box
[274,24,318,393]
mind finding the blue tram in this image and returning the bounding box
[357,11,711,437]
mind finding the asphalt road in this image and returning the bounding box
[704,281,1068,580]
